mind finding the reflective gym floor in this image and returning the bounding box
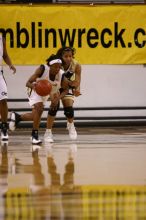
[0,126,146,219]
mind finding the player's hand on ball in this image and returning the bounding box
[32,82,36,91]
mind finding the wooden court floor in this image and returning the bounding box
[0,126,146,219]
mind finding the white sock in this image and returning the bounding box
[46,129,52,133]
[68,122,74,125]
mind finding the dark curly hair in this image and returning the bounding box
[56,47,76,60]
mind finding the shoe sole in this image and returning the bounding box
[1,138,9,141]
[44,139,54,143]
[9,112,16,131]
[31,141,42,145]
[9,122,16,131]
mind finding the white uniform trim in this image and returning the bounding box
[0,35,7,100]
[0,72,8,100]
[28,64,63,107]
[0,34,3,71]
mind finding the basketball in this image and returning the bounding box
[35,79,52,96]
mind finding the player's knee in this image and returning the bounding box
[48,102,60,117]
[0,99,7,104]
[34,103,44,115]
[48,108,58,117]
[64,106,74,118]
[37,107,43,116]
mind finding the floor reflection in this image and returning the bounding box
[0,127,146,219]
[0,143,82,219]
[46,144,82,219]
[0,141,8,195]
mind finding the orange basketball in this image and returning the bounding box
[35,79,52,96]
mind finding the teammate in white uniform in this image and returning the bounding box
[0,34,16,141]
[9,54,69,144]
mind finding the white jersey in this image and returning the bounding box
[0,34,3,70]
[0,73,7,100]
[0,34,7,100]
[40,64,63,96]
[62,59,80,99]
[28,64,64,107]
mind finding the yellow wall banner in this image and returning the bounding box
[0,5,146,64]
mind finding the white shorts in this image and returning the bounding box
[62,89,74,101]
[0,71,8,100]
[28,89,50,107]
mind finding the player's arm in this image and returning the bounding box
[50,76,69,110]
[69,63,81,89]
[70,64,81,97]
[26,65,44,90]
[59,75,69,99]
[2,37,16,74]
[75,63,81,88]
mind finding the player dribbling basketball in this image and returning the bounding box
[9,54,69,144]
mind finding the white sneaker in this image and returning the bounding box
[1,129,9,141]
[67,122,77,140]
[31,137,42,145]
[44,130,54,143]
[9,112,20,131]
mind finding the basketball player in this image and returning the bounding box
[9,54,69,144]
[0,34,16,141]
[44,47,81,142]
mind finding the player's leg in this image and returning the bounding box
[28,90,45,144]
[44,116,55,143]
[0,73,9,140]
[0,99,9,140]
[62,97,77,140]
[44,102,60,143]
[9,88,39,131]
[9,111,33,131]
[31,102,44,144]
[0,99,8,122]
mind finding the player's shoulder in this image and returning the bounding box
[43,64,49,69]
[38,64,49,77]
[59,69,64,75]
[72,59,81,67]
[40,64,50,72]
[73,59,80,64]
[72,60,81,72]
